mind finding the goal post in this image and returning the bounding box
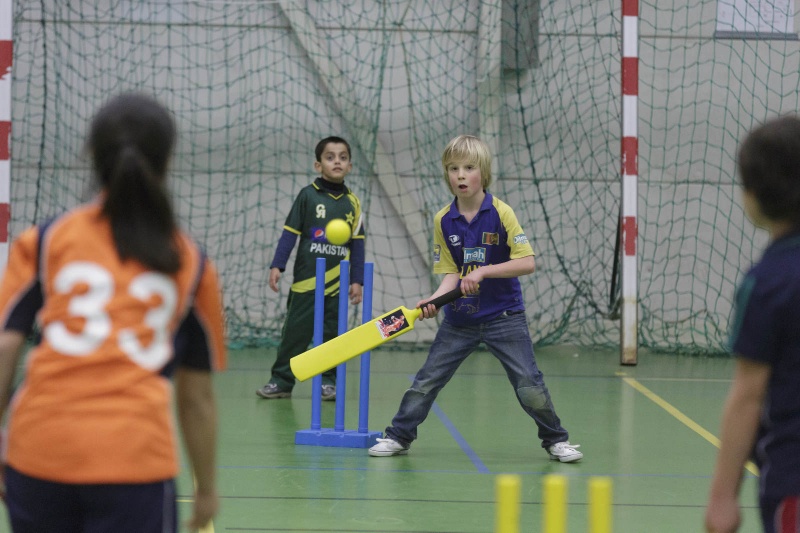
[0,0,11,277]
[620,0,639,365]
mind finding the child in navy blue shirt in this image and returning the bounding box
[368,135,582,462]
[706,116,800,533]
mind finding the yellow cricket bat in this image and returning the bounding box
[290,288,463,381]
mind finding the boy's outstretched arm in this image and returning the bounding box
[460,255,535,294]
[705,357,769,533]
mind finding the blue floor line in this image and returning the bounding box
[430,401,490,473]
[397,375,490,473]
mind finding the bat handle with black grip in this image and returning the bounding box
[420,287,463,309]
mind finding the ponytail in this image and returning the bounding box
[89,93,181,273]
[103,145,180,273]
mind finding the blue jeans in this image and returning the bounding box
[384,311,570,449]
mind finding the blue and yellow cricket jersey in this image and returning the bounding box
[432,193,534,325]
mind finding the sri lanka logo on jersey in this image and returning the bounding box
[463,247,486,263]
[513,234,529,245]
[482,232,499,245]
[433,244,441,263]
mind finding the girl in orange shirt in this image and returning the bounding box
[0,93,226,532]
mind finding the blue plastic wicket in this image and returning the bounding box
[357,262,374,434]
[309,258,324,431]
[294,258,382,447]
[334,261,348,431]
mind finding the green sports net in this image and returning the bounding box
[9,1,797,354]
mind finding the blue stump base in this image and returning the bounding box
[294,429,382,448]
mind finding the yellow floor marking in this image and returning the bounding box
[623,377,758,476]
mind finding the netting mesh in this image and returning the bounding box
[9,1,796,354]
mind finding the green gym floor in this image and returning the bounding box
[0,345,760,532]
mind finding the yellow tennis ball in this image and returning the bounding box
[325,219,351,245]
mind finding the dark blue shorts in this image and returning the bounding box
[763,495,800,533]
[5,465,177,533]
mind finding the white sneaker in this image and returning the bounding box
[321,385,336,401]
[548,441,583,463]
[368,437,409,457]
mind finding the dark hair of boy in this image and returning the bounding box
[738,115,800,227]
[315,136,351,162]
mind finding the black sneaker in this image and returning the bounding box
[256,383,291,399]
[321,385,336,401]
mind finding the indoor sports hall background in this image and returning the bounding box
[6,0,798,355]
[3,2,796,533]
